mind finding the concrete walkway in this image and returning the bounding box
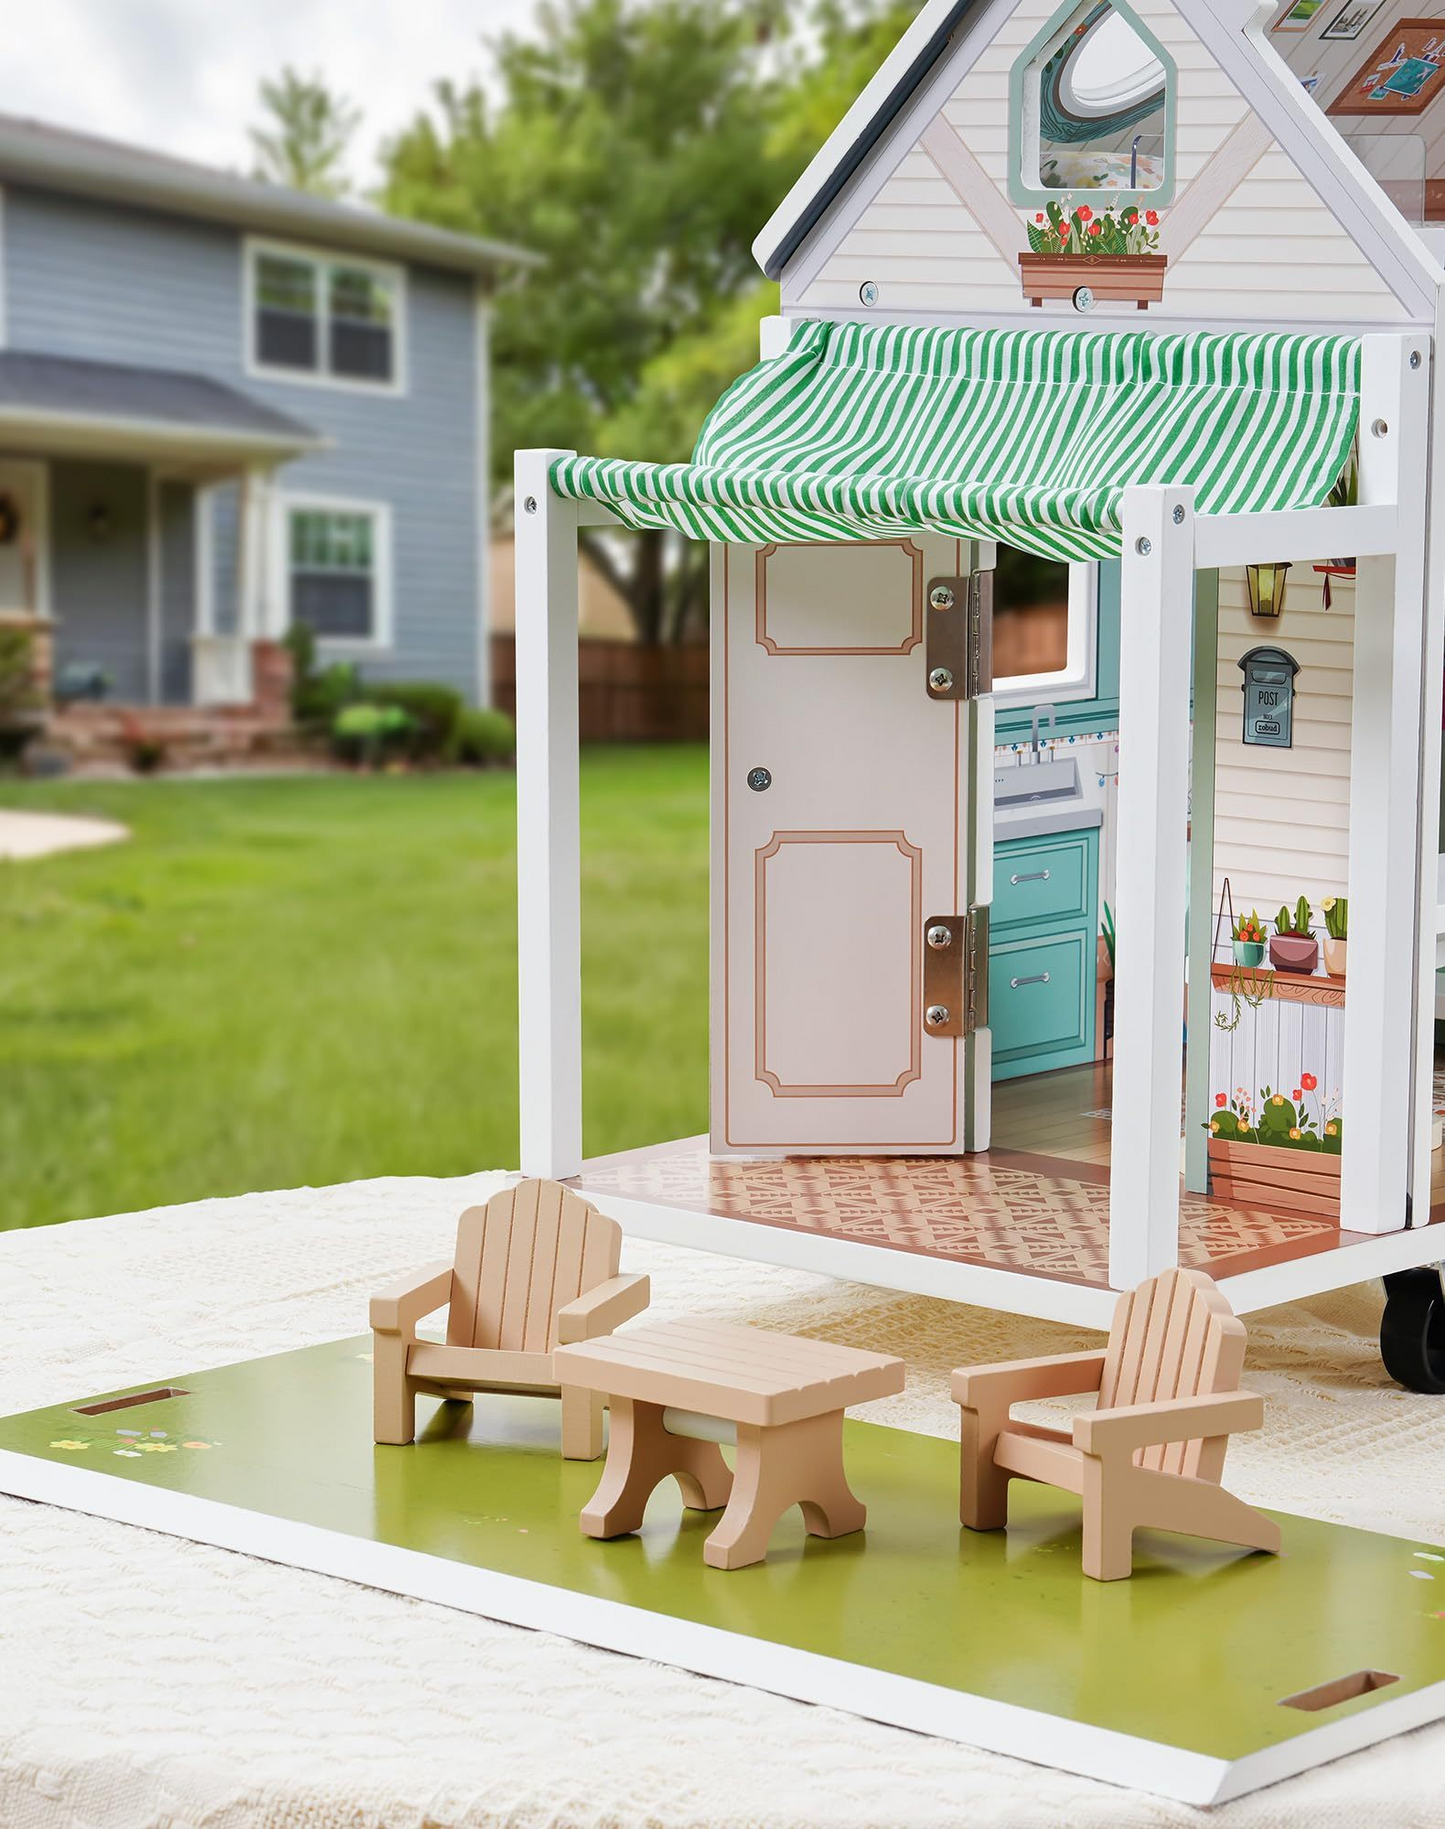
[0,809,129,860]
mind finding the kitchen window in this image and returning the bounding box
[250,242,404,389]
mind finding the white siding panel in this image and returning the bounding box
[1211,568,1353,920]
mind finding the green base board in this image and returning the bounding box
[2,1336,1443,1805]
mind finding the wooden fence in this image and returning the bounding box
[491,637,708,743]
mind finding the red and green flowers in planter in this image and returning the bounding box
[1026,198,1162,257]
[1209,1074,1343,1154]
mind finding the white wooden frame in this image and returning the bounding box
[514,332,1435,1302]
[242,236,408,399]
[266,487,394,654]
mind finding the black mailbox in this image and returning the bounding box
[1238,645,1299,749]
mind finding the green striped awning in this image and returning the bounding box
[550,321,1360,563]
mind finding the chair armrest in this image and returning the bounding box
[952,1351,1107,1410]
[1073,1390,1265,1458]
[555,1272,650,1345]
[370,1262,453,1336]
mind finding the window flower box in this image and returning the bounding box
[1019,251,1168,309]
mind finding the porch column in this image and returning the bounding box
[1345,334,1431,1232]
[1108,485,1195,1289]
[514,448,583,1180]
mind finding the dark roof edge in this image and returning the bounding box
[760,1,975,281]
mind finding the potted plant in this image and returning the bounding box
[1231,908,1267,968]
[1321,895,1348,978]
[1269,896,1319,974]
[1019,199,1167,310]
[1206,1075,1342,1218]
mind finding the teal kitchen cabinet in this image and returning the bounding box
[989,829,1099,1081]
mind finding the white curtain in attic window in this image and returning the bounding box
[1061,11,1165,117]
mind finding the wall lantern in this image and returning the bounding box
[87,503,112,543]
[1245,561,1291,619]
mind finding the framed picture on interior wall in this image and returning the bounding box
[1272,0,1327,28]
[1321,0,1386,42]
[1328,18,1445,113]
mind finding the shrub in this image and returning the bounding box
[0,626,43,762]
[331,701,415,767]
[364,682,463,761]
[448,707,516,767]
[283,624,363,733]
[118,713,168,776]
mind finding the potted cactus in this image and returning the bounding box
[1269,896,1319,975]
[1321,895,1348,979]
[1231,908,1267,968]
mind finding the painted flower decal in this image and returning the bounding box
[1076,204,1093,222]
[1145,209,1159,225]
[1216,1093,1227,1108]
[1293,1089,1303,1103]
[1035,211,1045,223]
[1301,1072,1318,1091]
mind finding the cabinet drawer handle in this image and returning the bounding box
[1009,868,1050,885]
[1009,971,1051,990]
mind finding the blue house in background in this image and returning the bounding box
[0,114,530,714]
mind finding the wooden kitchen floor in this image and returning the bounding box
[574,1063,1443,1291]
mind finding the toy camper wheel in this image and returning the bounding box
[1380,1267,1445,1394]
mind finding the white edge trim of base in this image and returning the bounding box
[0,1448,1223,1804]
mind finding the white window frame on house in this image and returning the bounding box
[992,561,1098,707]
[271,490,394,654]
[244,237,408,396]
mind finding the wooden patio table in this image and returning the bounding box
[553,1318,905,1569]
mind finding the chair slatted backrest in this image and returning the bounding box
[1097,1267,1247,1479]
[446,1180,622,1355]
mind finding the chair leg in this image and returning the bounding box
[957,1403,1011,1531]
[580,1398,732,1539]
[1080,1456,1136,1581]
[560,1383,605,1461]
[373,1333,417,1446]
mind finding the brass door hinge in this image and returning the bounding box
[925,572,993,702]
[923,905,988,1038]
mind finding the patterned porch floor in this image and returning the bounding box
[574,1140,1360,1289]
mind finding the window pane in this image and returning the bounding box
[1032,2,1168,193]
[256,255,320,372]
[993,544,1071,682]
[292,572,374,639]
[329,265,395,382]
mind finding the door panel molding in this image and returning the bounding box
[755,539,924,656]
[754,830,923,1097]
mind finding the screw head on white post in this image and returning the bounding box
[1135,536,1153,556]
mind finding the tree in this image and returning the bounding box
[251,67,361,199]
[383,0,922,642]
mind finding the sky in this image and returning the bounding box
[5,0,543,187]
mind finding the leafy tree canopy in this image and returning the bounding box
[250,66,361,198]
[382,0,922,639]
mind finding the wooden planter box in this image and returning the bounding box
[1018,253,1168,311]
[1207,1137,1341,1221]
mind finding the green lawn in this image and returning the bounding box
[0,750,708,1231]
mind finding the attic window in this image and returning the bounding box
[1012,0,1176,203]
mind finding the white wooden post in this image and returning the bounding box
[1109,485,1195,1288]
[515,448,584,1179]
[1411,305,1445,1229]
[1345,334,1430,1233]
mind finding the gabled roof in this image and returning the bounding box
[754,0,1441,318]
[0,113,536,282]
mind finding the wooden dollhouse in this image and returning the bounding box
[515,0,1445,1386]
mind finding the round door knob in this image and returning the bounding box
[929,584,955,611]
[926,923,953,949]
[925,1004,951,1027]
[746,766,772,792]
[928,667,954,694]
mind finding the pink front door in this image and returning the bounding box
[710,536,990,1154]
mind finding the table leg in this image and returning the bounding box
[579,1397,733,1539]
[703,1410,866,1571]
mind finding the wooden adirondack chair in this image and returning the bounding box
[371,1179,650,1459]
[952,1267,1280,1580]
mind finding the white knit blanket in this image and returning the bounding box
[2,1173,1442,1829]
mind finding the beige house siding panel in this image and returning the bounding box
[1211,568,1353,919]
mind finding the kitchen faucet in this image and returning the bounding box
[1030,703,1058,761]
